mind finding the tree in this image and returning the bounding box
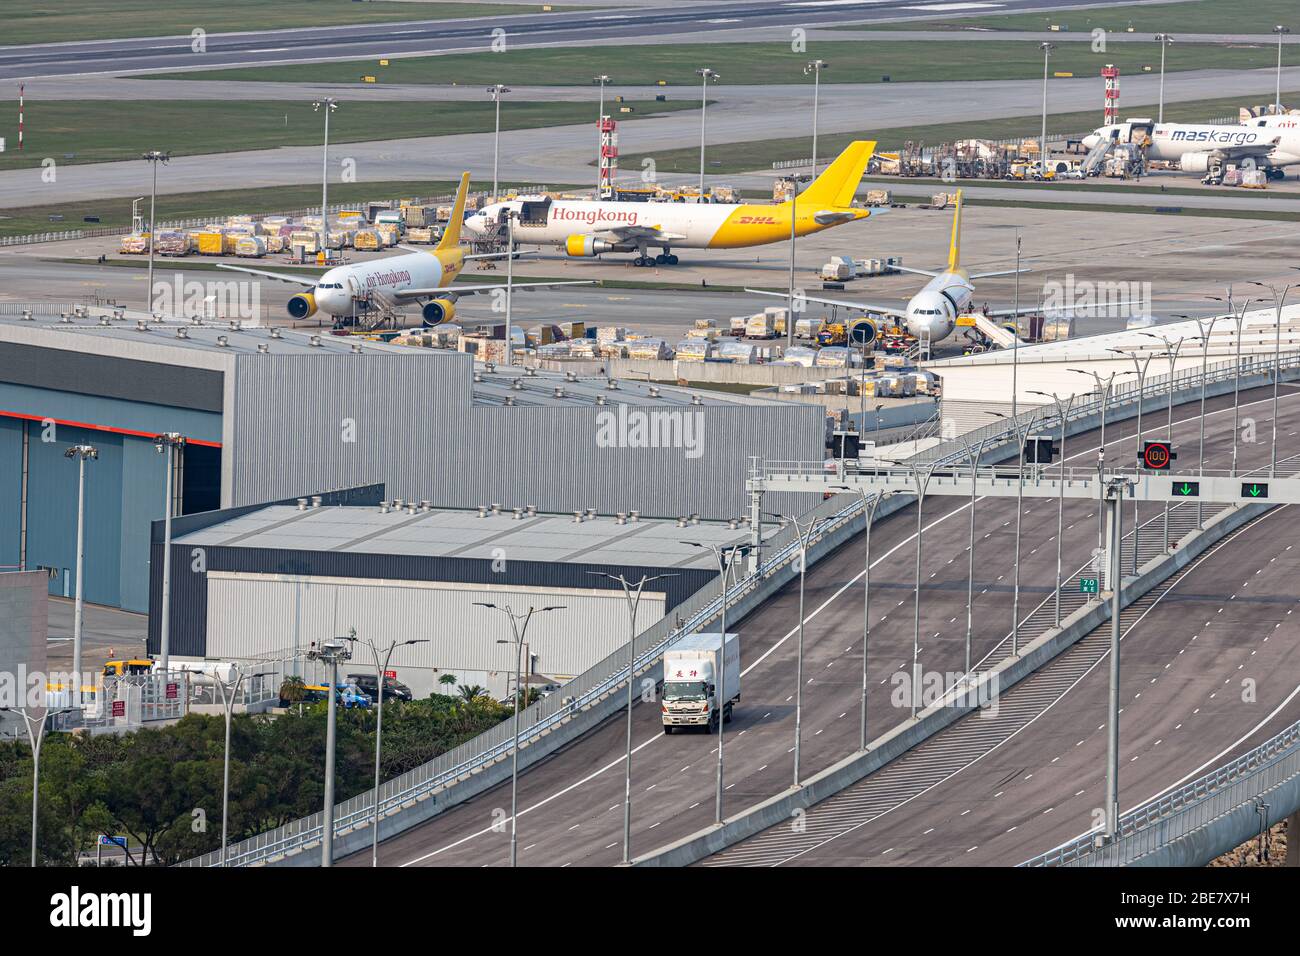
[458,684,487,703]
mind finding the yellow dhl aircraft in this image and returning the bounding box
[462,141,882,266]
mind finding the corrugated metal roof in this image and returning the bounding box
[175,503,774,571]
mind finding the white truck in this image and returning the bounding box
[661,632,740,734]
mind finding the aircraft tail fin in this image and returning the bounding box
[436,172,471,252]
[947,190,963,272]
[798,140,876,209]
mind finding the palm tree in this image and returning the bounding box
[457,684,486,702]
[438,673,458,689]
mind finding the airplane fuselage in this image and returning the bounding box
[1083,121,1300,168]
[904,269,974,343]
[308,249,457,317]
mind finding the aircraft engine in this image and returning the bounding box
[847,317,878,349]
[421,298,456,326]
[564,235,618,257]
[287,293,317,319]
[1178,152,1213,173]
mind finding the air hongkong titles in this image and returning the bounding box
[551,206,643,226]
[363,268,414,289]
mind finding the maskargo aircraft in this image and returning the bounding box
[461,141,881,266]
[218,173,590,326]
[1081,119,1299,179]
[746,190,1033,348]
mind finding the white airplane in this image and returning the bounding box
[461,141,881,266]
[746,191,1033,348]
[218,173,591,325]
[1081,118,1299,180]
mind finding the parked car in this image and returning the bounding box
[347,673,413,702]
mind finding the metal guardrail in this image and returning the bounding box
[1023,717,1300,866]
[180,487,868,867]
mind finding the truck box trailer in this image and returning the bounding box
[662,632,740,734]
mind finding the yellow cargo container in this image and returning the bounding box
[354,229,382,251]
[196,232,225,256]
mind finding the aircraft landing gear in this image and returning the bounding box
[654,250,679,266]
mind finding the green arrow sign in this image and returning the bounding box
[1172,481,1200,497]
[1241,482,1269,499]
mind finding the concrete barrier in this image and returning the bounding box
[633,501,1268,867]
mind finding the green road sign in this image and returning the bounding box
[1080,577,1100,594]
[1241,482,1269,499]
[1172,481,1200,497]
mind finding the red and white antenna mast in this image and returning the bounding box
[598,115,618,199]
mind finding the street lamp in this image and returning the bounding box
[995,409,1042,655]
[833,487,898,747]
[1101,475,1134,840]
[1039,43,1055,174]
[311,99,337,257]
[679,545,747,823]
[769,511,824,785]
[1109,347,1156,573]
[1208,291,1254,477]
[786,173,812,348]
[141,151,169,314]
[1,706,73,866]
[355,636,428,867]
[955,436,992,676]
[486,84,511,200]
[474,602,564,866]
[1248,280,1297,477]
[64,443,97,703]
[695,68,720,199]
[1273,26,1291,114]
[1154,34,1174,124]
[1030,391,1078,627]
[1175,315,1219,529]
[153,432,185,677]
[307,632,353,867]
[1141,331,1192,548]
[804,60,829,176]
[1069,368,1130,554]
[593,75,612,197]
[210,665,274,867]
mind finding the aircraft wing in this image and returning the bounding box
[968,268,1031,280]
[744,287,907,318]
[890,265,941,279]
[599,225,689,242]
[215,263,321,287]
[1207,137,1282,161]
[391,280,594,300]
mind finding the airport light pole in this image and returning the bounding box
[1039,43,1055,172]
[1248,280,1297,477]
[786,173,812,349]
[503,207,516,367]
[141,151,168,313]
[1,706,73,866]
[65,443,97,705]
[770,511,825,785]
[1274,26,1291,113]
[804,60,829,175]
[1208,292,1254,477]
[696,68,720,199]
[1029,391,1077,627]
[357,637,428,867]
[1154,34,1174,124]
[486,84,511,200]
[593,75,612,196]
[679,545,748,822]
[307,632,353,867]
[1010,231,1023,419]
[210,665,274,867]
[312,99,337,256]
[153,432,185,678]
[1109,348,1155,574]
[1069,368,1128,553]
[474,603,564,867]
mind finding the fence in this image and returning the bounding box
[1022,717,1300,866]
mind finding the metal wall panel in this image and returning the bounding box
[0,382,223,443]
[204,572,666,698]
[224,353,825,522]
[0,418,21,570]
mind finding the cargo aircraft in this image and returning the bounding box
[1081,119,1299,179]
[461,141,881,266]
[218,173,589,326]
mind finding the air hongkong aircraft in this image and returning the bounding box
[218,173,589,325]
[1081,119,1299,179]
[747,191,1033,347]
[461,141,880,266]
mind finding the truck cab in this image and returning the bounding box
[661,632,740,734]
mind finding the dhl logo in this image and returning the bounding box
[735,216,779,225]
